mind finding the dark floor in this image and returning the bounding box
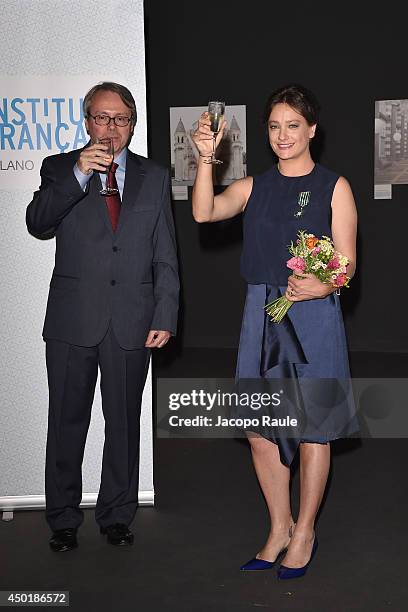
[1,349,408,611]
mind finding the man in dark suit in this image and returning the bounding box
[26,82,179,551]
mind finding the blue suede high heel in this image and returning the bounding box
[277,535,318,580]
[240,547,288,571]
[241,524,295,571]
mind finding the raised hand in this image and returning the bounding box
[191,111,226,159]
[77,142,112,175]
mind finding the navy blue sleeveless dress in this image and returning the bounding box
[236,163,359,466]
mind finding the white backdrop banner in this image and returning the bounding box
[0,0,153,510]
[1,76,92,191]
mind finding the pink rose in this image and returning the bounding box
[311,247,321,255]
[333,273,348,287]
[327,256,340,270]
[287,256,306,272]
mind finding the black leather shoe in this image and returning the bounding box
[100,523,134,546]
[49,528,78,552]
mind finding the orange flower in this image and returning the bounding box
[306,236,319,249]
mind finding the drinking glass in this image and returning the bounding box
[203,101,225,165]
[96,137,118,196]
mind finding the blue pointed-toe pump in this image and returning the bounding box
[277,535,318,580]
[240,547,288,571]
[241,524,295,571]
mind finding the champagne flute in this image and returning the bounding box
[203,100,225,164]
[96,137,118,196]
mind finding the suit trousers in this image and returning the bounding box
[44,323,150,530]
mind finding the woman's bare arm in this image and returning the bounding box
[286,175,358,301]
[191,112,252,222]
[192,171,252,222]
[331,176,358,278]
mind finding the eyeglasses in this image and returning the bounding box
[88,113,133,127]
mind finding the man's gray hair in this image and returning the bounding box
[83,82,137,125]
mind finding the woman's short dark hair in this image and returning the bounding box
[263,84,320,126]
[83,82,137,126]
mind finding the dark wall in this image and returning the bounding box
[144,1,408,352]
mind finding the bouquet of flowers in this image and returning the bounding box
[264,230,350,323]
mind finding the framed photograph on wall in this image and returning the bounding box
[374,99,408,199]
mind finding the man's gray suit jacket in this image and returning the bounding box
[26,147,179,349]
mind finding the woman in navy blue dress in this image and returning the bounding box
[191,85,358,579]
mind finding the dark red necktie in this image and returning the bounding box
[105,162,121,231]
